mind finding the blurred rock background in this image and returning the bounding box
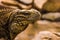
[0,0,60,40]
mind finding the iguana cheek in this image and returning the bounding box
[9,20,29,33]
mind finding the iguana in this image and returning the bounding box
[0,5,41,40]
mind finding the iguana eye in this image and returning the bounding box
[21,11,31,16]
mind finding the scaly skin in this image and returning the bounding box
[0,5,41,40]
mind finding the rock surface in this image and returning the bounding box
[42,0,60,12]
[32,31,58,40]
[42,12,60,21]
[18,0,33,5]
[0,0,32,9]
[34,0,47,9]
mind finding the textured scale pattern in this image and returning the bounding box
[0,5,41,40]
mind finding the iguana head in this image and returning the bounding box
[9,9,41,40]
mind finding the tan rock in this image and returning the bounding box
[42,0,60,12]
[32,31,58,40]
[1,0,18,5]
[42,12,60,21]
[18,3,32,10]
[19,0,33,5]
[34,0,47,9]
[0,0,32,9]
[0,0,20,9]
